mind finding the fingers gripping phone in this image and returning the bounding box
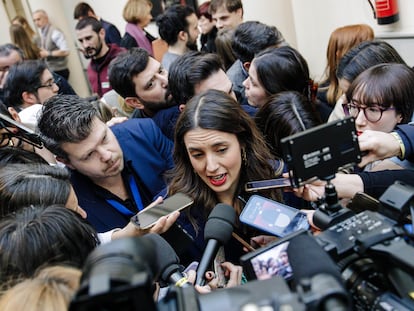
[137,193,193,229]
[239,195,309,237]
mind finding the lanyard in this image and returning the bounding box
[106,175,144,216]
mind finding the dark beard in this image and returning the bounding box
[186,41,198,51]
[83,39,103,59]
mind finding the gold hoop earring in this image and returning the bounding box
[242,148,247,166]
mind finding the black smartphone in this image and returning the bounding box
[0,112,43,148]
[240,230,307,281]
[137,193,193,229]
[245,178,291,192]
[239,195,309,237]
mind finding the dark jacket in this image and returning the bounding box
[101,19,122,45]
[71,118,174,232]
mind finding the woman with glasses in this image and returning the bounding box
[344,63,414,171]
[328,40,406,122]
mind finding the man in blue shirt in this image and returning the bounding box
[38,94,175,232]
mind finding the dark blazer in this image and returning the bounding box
[70,118,174,232]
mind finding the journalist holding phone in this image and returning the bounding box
[168,89,286,265]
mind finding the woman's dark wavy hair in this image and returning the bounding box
[0,205,98,290]
[168,89,282,226]
[345,63,414,124]
[253,46,311,100]
[255,91,320,158]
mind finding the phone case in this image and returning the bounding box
[239,195,309,237]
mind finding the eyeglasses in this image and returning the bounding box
[36,79,57,90]
[343,100,396,123]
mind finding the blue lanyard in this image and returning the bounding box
[106,175,144,216]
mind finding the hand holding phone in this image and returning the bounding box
[136,193,193,229]
[239,195,309,237]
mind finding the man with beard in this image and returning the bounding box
[156,4,199,71]
[75,17,125,97]
[108,47,177,140]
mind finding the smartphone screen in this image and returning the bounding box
[240,230,307,281]
[245,178,291,192]
[137,193,193,229]
[239,195,309,237]
[247,240,292,280]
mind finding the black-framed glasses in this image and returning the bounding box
[36,79,57,90]
[343,100,396,123]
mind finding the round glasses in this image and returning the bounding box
[343,100,395,123]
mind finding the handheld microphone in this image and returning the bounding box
[195,203,236,286]
[142,233,191,288]
[287,233,351,311]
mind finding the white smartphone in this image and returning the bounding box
[245,178,291,192]
[239,195,309,237]
[137,193,193,229]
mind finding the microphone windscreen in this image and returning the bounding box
[287,233,343,284]
[204,203,236,243]
[142,233,181,282]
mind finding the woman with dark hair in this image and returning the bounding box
[0,163,164,243]
[344,63,414,171]
[0,205,98,289]
[328,40,406,122]
[0,163,86,219]
[168,89,284,263]
[255,91,320,208]
[243,46,311,109]
[255,91,320,159]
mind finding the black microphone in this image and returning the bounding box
[142,233,191,288]
[287,233,351,311]
[195,203,236,286]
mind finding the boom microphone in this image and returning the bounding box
[287,233,351,311]
[143,234,191,288]
[195,203,236,286]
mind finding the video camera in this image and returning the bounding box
[69,117,414,310]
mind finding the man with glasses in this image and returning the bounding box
[3,59,58,130]
[0,44,76,105]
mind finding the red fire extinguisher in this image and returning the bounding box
[367,0,399,25]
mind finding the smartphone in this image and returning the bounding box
[240,230,307,281]
[0,112,43,148]
[245,178,291,192]
[213,246,226,288]
[239,195,309,237]
[137,193,193,229]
